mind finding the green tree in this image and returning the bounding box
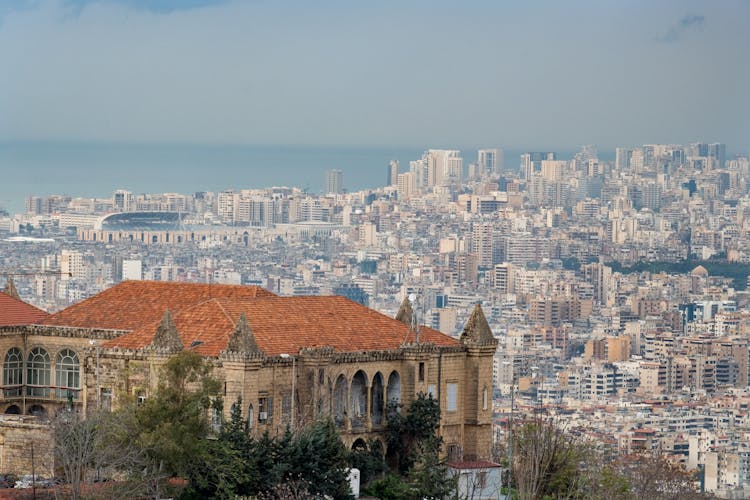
[288,418,352,499]
[385,393,442,474]
[372,393,456,499]
[135,350,222,479]
[349,438,385,486]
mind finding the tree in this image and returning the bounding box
[618,452,710,500]
[371,393,456,499]
[510,414,590,500]
[385,393,442,474]
[135,350,222,480]
[91,350,228,498]
[53,410,100,500]
[349,438,385,486]
[285,418,352,499]
[53,406,153,500]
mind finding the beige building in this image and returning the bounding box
[0,281,497,475]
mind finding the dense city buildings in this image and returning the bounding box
[2,140,750,496]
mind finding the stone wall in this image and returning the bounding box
[0,416,54,476]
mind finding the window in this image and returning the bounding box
[136,390,147,406]
[477,471,487,489]
[3,348,23,397]
[55,349,80,400]
[427,384,436,398]
[447,382,458,412]
[418,362,425,382]
[247,404,254,429]
[210,404,222,433]
[447,443,461,461]
[100,388,112,412]
[27,348,50,398]
[259,395,272,423]
[482,386,488,411]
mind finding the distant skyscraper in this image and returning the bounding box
[421,150,462,187]
[615,148,633,172]
[630,148,644,174]
[707,143,726,169]
[521,152,556,180]
[325,169,343,194]
[387,160,399,187]
[478,149,503,176]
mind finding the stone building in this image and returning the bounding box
[0,281,497,475]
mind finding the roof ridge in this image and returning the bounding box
[210,297,238,328]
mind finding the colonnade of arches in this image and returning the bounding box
[331,370,400,431]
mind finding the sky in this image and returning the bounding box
[1,0,749,151]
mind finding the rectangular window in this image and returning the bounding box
[447,382,458,412]
[100,388,112,412]
[418,362,425,382]
[258,395,268,423]
[447,443,461,461]
[477,471,487,488]
[427,384,437,398]
[211,406,222,433]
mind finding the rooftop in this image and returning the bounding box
[107,294,459,356]
[42,280,459,356]
[0,292,49,326]
[43,280,276,331]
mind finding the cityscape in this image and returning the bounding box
[2,142,750,496]
[1,0,749,498]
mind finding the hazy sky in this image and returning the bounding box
[1,0,749,151]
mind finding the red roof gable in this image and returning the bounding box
[106,295,460,356]
[43,280,276,331]
[0,292,49,326]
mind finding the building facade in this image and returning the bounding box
[0,281,497,475]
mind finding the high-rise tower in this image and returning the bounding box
[325,169,343,194]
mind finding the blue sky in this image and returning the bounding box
[1,0,748,150]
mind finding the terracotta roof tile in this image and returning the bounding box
[448,461,501,469]
[0,292,49,326]
[43,280,275,330]
[106,295,459,356]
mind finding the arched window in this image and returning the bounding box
[55,349,80,400]
[350,370,368,429]
[333,374,348,427]
[3,348,23,397]
[387,371,401,408]
[27,348,50,398]
[370,372,385,426]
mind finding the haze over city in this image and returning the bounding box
[2,1,750,498]
[1,0,748,150]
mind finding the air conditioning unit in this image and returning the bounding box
[259,412,268,421]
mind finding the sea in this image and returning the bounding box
[0,142,600,215]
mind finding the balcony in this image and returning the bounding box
[1,385,81,402]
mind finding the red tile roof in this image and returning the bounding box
[0,292,49,326]
[448,461,501,470]
[43,280,276,331]
[106,295,460,356]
